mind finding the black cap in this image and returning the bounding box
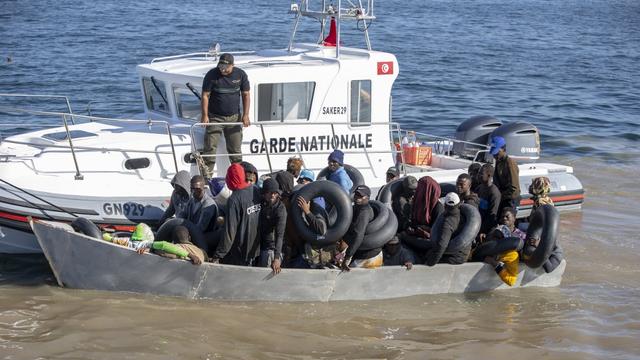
[386,166,399,177]
[261,178,281,195]
[218,53,234,65]
[354,184,371,197]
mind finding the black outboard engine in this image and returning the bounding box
[453,116,503,160]
[486,122,540,163]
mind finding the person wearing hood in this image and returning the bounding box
[343,185,380,270]
[158,170,191,227]
[241,161,259,186]
[274,157,303,199]
[210,163,262,265]
[408,176,444,238]
[258,178,287,274]
[175,175,218,252]
[425,192,468,266]
[326,149,353,194]
[392,175,417,232]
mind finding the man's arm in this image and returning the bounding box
[212,198,237,261]
[201,91,210,123]
[274,203,287,260]
[241,91,250,127]
[425,218,455,266]
[345,209,373,260]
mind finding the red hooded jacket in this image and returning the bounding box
[226,163,249,191]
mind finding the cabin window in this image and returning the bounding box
[350,80,371,126]
[173,86,201,121]
[257,82,315,122]
[124,158,151,170]
[142,77,171,114]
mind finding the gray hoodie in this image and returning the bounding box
[159,171,191,225]
[179,190,218,234]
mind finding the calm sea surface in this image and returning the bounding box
[1,0,640,358]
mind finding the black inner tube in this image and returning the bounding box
[70,217,102,239]
[522,204,559,268]
[156,218,209,253]
[471,236,523,262]
[376,178,403,206]
[317,164,365,193]
[361,210,398,251]
[364,200,389,235]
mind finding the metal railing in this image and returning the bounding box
[0,93,76,124]
[399,129,491,163]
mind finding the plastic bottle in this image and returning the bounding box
[401,136,409,148]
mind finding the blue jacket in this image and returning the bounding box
[328,166,353,194]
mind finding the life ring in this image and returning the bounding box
[291,180,353,247]
[365,200,389,235]
[522,204,559,268]
[317,164,365,193]
[70,217,102,239]
[376,178,403,207]
[156,218,208,253]
[471,236,524,261]
[360,210,398,251]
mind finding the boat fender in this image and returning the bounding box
[291,180,352,247]
[375,178,403,208]
[155,218,208,253]
[317,164,365,193]
[70,217,102,239]
[471,236,524,262]
[364,200,389,235]
[522,205,559,268]
[360,210,398,251]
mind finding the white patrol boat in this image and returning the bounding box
[0,0,583,254]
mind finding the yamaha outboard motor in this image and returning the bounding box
[453,116,503,160]
[486,121,540,163]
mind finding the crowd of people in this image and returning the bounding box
[125,135,560,286]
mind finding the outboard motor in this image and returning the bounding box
[486,121,540,163]
[453,116,502,160]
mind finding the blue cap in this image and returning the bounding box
[328,149,345,165]
[489,136,506,155]
[299,169,315,182]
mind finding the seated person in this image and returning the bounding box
[343,185,381,270]
[425,193,468,266]
[456,173,479,208]
[392,175,417,232]
[177,175,219,252]
[158,170,191,226]
[468,163,482,193]
[476,163,501,235]
[386,166,400,183]
[240,161,259,186]
[136,225,205,265]
[258,178,287,274]
[399,176,443,254]
[382,236,415,269]
[499,207,526,242]
[482,226,519,286]
[528,176,554,220]
[326,149,353,194]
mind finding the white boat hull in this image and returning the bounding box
[32,220,565,302]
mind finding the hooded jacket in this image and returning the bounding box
[179,189,218,234]
[425,205,462,266]
[226,163,249,191]
[159,170,191,225]
[328,166,353,194]
[412,176,443,227]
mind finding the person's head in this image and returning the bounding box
[529,176,551,198]
[353,184,371,206]
[190,175,206,201]
[383,236,401,256]
[172,225,191,244]
[443,192,460,212]
[468,163,481,181]
[217,53,234,76]
[261,178,281,205]
[456,173,472,196]
[297,169,315,186]
[327,149,344,172]
[480,163,494,185]
[489,136,507,160]
[386,167,399,183]
[500,207,517,230]
[240,161,258,185]
[402,175,418,197]
[287,157,304,177]
[225,163,248,191]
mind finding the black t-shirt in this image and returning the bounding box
[202,67,250,116]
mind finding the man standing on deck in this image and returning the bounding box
[201,53,251,179]
[490,136,521,217]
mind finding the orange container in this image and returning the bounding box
[403,146,432,166]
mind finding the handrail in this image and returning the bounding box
[0,93,76,124]
[0,106,180,176]
[151,50,256,64]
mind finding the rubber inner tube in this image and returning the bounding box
[542,244,564,273]
[471,236,524,261]
[444,204,481,252]
[291,180,353,247]
[70,217,102,239]
[522,204,559,268]
[360,210,398,251]
[317,164,364,193]
[364,200,389,235]
[156,218,208,253]
[376,178,403,207]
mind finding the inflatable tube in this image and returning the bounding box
[360,210,398,251]
[317,164,365,193]
[543,244,564,273]
[439,183,456,196]
[522,205,559,268]
[156,218,208,253]
[364,200,389,235]
[376,178,403,207]
[291,180,353,247]
[70,217,102,239]
[471,236,524,262]
[444,204,481,252]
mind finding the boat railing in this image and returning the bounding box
[398,128,491,163]
[0,106,180,180]
[151,50,256,64]
[0,93,76,124]
[190,121,403,177]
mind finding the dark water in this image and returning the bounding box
[1,0,640,358]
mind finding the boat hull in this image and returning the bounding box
[32,220,565,302]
